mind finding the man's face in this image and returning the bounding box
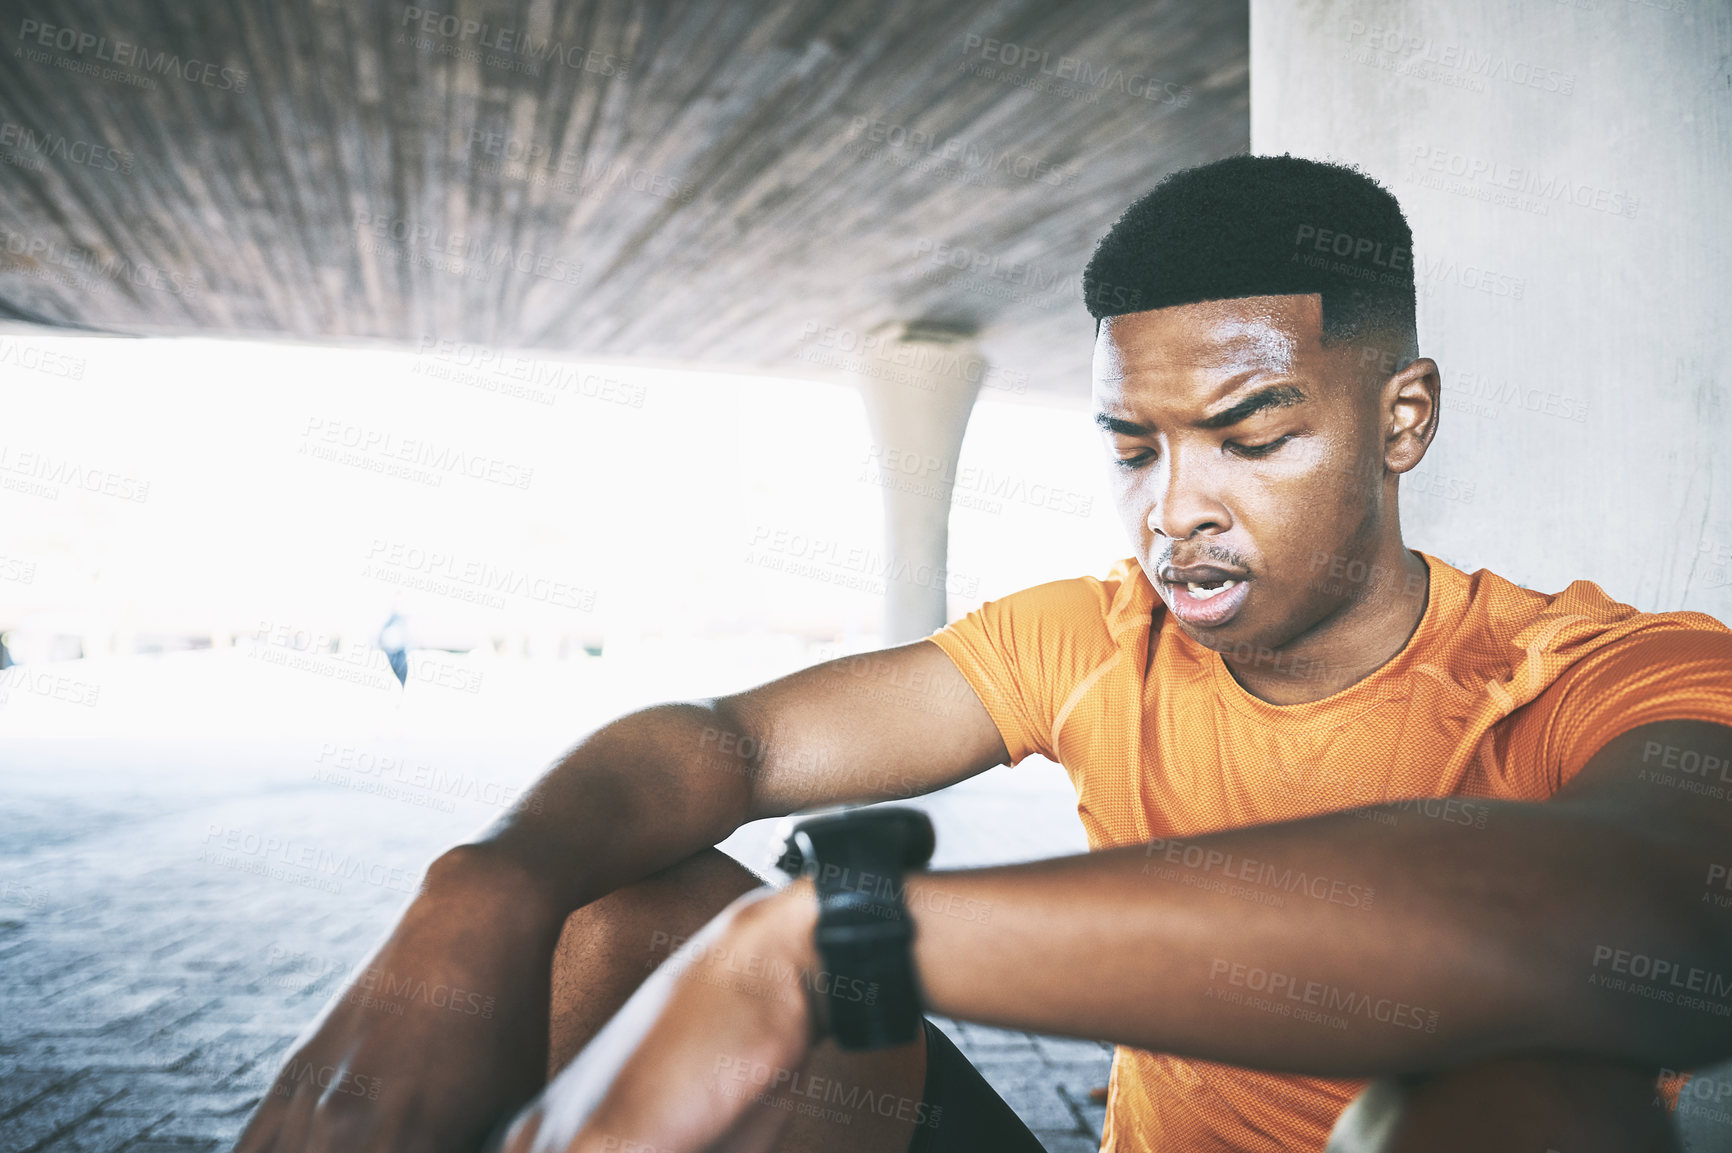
[1092,294,1400,654]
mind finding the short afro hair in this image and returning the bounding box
[1082,154,1416,350]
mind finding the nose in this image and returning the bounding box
[1146,446,1231,540]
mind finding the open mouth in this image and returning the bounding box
[1160,573,1251,626]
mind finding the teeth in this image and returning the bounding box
[1184,580,1237,600]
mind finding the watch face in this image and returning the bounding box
[790,805,937,876]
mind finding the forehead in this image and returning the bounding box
[1091,294,1325,408]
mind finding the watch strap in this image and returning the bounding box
[781,807,934,1050]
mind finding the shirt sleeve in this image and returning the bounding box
[924,573,1123,767]
[1534,623,1732,791]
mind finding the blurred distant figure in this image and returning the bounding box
[377,611,408,687]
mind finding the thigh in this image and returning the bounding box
[1327,1056,1680,1153]
[546,851,931,1152]
[549,847,767,1075]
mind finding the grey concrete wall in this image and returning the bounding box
[1251,0,1731,620]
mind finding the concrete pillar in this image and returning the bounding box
[855,322,985,644]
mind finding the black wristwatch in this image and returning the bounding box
[776,806,935,1051]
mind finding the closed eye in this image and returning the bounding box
[1113,449,1156,471]
[1228,434,1294,458]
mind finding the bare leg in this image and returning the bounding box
[1328,1056,1680,1152]
[547,848,929,1152]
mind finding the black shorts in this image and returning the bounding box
[907,1019,1050,1152]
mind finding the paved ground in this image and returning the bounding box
[0,730,1108,1153]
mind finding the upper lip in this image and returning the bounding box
[1160,563,1248,585]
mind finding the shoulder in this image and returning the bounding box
[925,560,1156,762]
[963,558,1153,637]
[933,558,1157,669]
[1459,561,1728,648]
[1436,554,1732,710]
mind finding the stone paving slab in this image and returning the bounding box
[0,738,1107,1152]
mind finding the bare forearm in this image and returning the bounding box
[903,799,1730,1075]
[454,701,756,917]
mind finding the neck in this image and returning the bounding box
[1221,541,1430,706]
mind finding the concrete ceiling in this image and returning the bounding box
[0,0,1247,399]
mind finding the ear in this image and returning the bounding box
[1382,357,1440,475]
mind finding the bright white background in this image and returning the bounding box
[0,333,1128,752]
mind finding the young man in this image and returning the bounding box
[237,156,1732,1153]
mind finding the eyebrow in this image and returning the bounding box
[1094,383,1309,436]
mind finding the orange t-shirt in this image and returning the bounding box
[927,550,1732,1152]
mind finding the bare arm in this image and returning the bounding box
[901,718,1732,1073]
[236,639,1007,1153]
[460,638,1010,917]
[522,718,1732,1153]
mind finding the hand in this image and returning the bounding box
[234,846,567,1153]
[496,881,823,1153]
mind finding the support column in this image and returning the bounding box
[855,322,985,644]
